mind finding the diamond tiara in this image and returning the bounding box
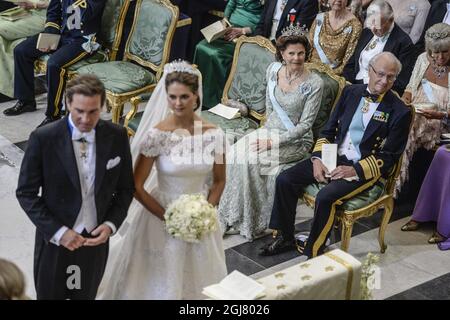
[281,22,308,38]
[164,59,200,76]
[426,30,449,40]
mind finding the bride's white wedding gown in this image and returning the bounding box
[97,128,227,299]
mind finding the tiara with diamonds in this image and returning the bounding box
[281,22,308,38]
[426,30,449,40]
[164,59,200,76]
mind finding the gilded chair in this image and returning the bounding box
[34,0,132,77]
[201,35,276,142]
[76,0,179,123]
[302,105,415,253]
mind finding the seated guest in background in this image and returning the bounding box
[0,258,29,300]
[261,52,412,258]
[396,23,450,194]
[255,0,319,41]
[219,28,323,240]
[342,0,415,95]
[416,0,450,54]
[401,143,450,245]
[2,0,106,128]
[178,0,227,61]
[194,0,263,109]
[309,0,362,75]
[386,0,430,45]
[0,0,48,103]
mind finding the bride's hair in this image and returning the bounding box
[165,71,201,110]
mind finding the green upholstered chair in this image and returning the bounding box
[125,35,276,138]
[76,0,179,123]
[34,0,132,77]
[302,105,415,253]
[201,35,276,143]
[305,62,347,141]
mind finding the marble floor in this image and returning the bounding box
[0,97,449,300]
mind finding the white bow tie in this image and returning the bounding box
[72,129,95,143]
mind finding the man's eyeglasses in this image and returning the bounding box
[369,65,397,83]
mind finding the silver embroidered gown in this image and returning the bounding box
[218,62,324,240]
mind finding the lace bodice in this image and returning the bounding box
[139,128,226,204]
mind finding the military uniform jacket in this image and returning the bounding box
[44,0,106,39]
[312,84,412,181]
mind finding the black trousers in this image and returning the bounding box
[0,0,14,12]
[269,158,378,258]
[14,34,88,118]
[33,230,109,300]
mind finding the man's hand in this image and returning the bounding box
[330,165,357,180]
[83,224,112,247]
[401,92,412,104]
[250,139,272,153]
[16,1,36,9]
[419,110,446,120]
[60,229,86,251]
[312,158,329,183]
[37,46,51,53]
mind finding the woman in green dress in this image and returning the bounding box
[193,0,263,109]
[0,0,48,101]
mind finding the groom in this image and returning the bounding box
[16,74,135,299]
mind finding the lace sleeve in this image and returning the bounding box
[139,128,165,158]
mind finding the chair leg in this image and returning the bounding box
[112,103,124,124]
[340,216,354,252]
[378,198,393,253]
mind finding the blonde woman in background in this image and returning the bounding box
[0,258,29,300]
[309,0,362,75]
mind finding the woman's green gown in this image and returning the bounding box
[193,0,263,109]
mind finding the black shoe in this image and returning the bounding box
[3,100,37,116]
[259,235,297,256]
[37,116,60,128]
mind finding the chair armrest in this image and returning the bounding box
[124,92,153,130]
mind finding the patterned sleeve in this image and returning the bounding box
[139,128,163,158]
[334,18,362,75]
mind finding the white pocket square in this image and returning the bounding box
[106,156,121,170]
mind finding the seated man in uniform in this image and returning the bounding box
[3,0,106,128]
[261,52,412,259]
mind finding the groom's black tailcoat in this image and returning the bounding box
[16,118,135,299]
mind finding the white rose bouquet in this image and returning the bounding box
[164,194,218,243]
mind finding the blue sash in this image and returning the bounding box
[313,13,338,69]
[268,62,295,130]
[421,78,436,104]
[348,97,367,160]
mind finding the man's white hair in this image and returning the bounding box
[365,0,394,23]
[369,52,402,75]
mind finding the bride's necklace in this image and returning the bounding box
[432,63,449,79]
[285,67,303,86]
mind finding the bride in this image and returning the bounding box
[97,61,228,299]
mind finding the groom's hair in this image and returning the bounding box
[65,74,106,107]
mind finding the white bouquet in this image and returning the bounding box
[164,194,218,243]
